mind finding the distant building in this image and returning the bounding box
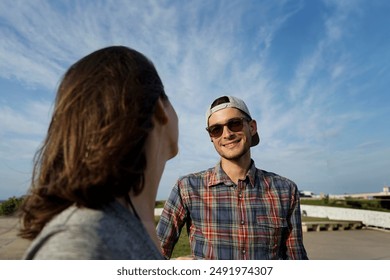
[299,190,315,198]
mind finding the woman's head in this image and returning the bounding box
[20,46,173,238]
[46,46,169,203]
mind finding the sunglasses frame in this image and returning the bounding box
[206,117,250,138]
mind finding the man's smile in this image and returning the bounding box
[222,139,241,148]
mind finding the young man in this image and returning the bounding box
[157,96,308,260]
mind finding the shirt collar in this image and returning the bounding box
[207,160,257,188]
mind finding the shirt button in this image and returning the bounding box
[240,220,245,225]
[242,249,246,254]
[238,193,243,198]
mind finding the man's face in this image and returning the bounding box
[207,107,257,160]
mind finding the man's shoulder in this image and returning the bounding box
[258,169,297,187]
[178,166,214,180]
[174,167,216,191]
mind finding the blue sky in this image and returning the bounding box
[1,0,389,200]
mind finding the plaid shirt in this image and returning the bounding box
[157,160,308,260]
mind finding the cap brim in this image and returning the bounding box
[251,133,260,147]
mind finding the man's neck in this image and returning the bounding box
[221,155,252,184]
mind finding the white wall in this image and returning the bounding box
[301,205,390,229]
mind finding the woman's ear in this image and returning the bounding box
[154,98,169,125]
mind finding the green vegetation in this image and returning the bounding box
[171,229,192,258]
[154,215,191,258]
[301,216,330,222]
[155,200,166,208]
[0,196,23,216]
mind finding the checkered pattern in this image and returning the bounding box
[157,161,308,259]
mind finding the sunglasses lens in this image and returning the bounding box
[207,118,247,137]
[227,119,244,132]
[208,125,223,137]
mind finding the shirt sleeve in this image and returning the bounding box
[285,184,309,260]
[156,179,188,259]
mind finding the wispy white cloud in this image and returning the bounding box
[258,0,369,149]
[0,101,51,136]
[0,100,51,165]
[0,0,389,198]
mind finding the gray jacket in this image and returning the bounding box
[23,201,163,259]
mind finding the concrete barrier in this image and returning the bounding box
[302,221,363,232]
[301,205,390,230]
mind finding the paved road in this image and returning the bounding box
[303,229,390,260]
[0,216,30,260]
[1,216,390,260]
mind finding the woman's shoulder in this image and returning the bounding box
[23,202,162,259]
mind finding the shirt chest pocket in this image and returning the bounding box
[254,215,288,247]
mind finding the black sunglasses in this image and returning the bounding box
[206,117,250,138]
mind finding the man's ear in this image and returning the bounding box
[249,119,257,136]
[154,98,169,125]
